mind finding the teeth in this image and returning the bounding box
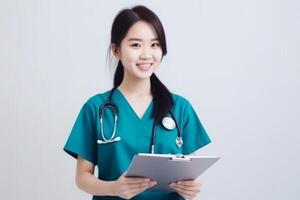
[138,63,151,66]
[139,64,150,67]
[137,63,152,70]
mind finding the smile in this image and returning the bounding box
[136,63,153,71]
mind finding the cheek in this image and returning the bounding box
[124,53,140,65]
[120,47,139,63]
[154,51,163,62]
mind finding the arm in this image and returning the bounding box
[75,156,115,196]
[75,156,156,199]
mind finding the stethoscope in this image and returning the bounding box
[97,88,183,154]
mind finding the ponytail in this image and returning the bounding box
[113,61,124,88]
[150,73,173,122]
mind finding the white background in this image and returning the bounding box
[1,0,299,199]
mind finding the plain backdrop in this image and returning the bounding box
[1,0,299,199]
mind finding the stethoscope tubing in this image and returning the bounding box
[98,88,183,153]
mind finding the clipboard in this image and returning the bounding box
[125,153,220,191]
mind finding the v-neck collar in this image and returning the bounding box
[114,88,153,121]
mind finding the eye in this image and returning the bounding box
[131,43,141,48]
[152,42,161,48]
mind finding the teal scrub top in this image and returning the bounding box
[64,88,211,200]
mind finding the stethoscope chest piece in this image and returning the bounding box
[162,116,176,130]
[176,137,183,148]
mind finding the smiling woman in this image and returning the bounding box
[112,21,163,84]
[63,5,211,200]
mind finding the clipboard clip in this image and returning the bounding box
[169,154,192,162]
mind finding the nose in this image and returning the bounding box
[140,47,152,60]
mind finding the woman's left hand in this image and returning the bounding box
[169,179,201,200]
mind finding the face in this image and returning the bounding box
[113,21,163,80]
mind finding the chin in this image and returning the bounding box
[132,68,155,79]
[135,73,153,80]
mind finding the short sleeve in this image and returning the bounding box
[63,102,97,165]
[181,101,211,155]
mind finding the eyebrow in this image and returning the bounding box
[128,38,159,42]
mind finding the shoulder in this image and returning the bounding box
[171,93,191,109]
[170,93,195,118]
[80,89,111,112]
[169,93,199,125]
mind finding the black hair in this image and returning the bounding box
[109,5,173,122]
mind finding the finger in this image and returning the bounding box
[176,180,201,187]
[177,191,194,200]
[127,186,149,194]
[124,177,151,184]
[122,185,148,198]
[127,184,153,197]
[126,181,156,190]
[171,184,199,197]
[173,185,200,193]
[170,183,200,193]
[124,177,150,182]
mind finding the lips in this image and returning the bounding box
[136,63,153,71]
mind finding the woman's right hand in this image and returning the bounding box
[112,172,157,199]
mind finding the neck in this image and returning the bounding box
[118,72,152,96]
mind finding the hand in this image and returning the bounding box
[112,172,157,199]
[169,179,201,200]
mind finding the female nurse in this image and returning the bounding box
[64,5,211,200]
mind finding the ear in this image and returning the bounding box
[111,43,121,59]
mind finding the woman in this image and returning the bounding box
[64,5,211,200]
